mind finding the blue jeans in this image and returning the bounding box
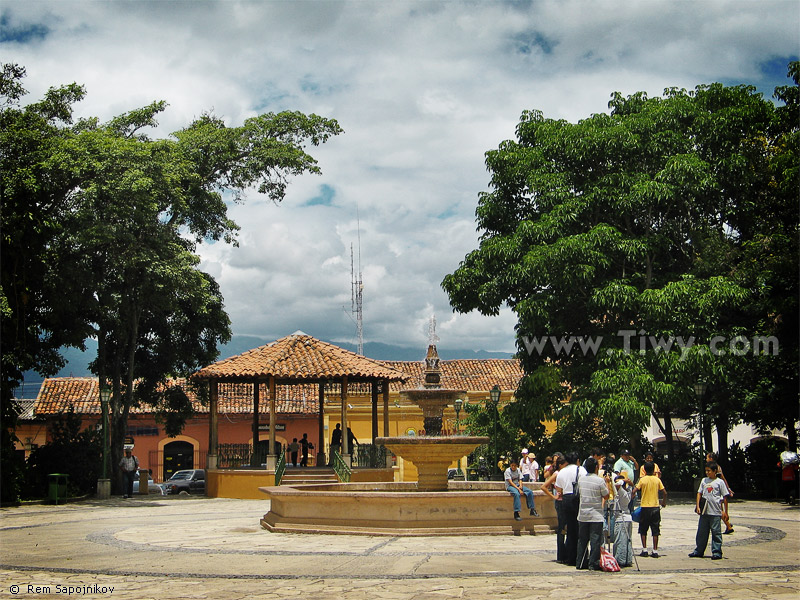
[506,484,535,512]
[695,514,723,557]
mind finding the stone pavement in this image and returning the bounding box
[1,495,797,599]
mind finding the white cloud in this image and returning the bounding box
[4,0,798,355]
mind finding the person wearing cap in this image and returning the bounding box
[118,447,139,499]
[520,448,539,482]
[612,474,634,567]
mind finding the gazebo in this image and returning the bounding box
[192,332,407,497]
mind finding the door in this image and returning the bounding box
[163,441,194,481]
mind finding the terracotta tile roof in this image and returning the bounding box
[192,332,407,382]
[34,378,321,417]
[34,359,524,417]
[386,359,524,393]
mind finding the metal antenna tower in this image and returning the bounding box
[351,210,364,355]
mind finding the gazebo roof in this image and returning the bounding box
[192,332,408,383]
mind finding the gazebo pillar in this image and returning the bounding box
[266,376,277,470]
[383,379,392,468]
[208,380,219,470]
[317,382,325,467]
[340,375,351,467]
[371,380,379,443]
[252,380,259,465]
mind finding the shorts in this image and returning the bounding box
[637,506,661,536]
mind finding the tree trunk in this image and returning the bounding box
[663,408,676,459]
[787,417,798,452]
[715,413,729,463]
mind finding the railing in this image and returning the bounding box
[217,443,252,468]
[352,443,388,468]
[331,450,351,483]
[275,448,287,485]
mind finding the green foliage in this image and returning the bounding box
[24,411,101,499]
[444,63,799,452]
[2,63,343,494]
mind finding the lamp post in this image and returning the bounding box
[454,398,463,434]
[489,385,501,477]
[693,381,708,470]
[97,383,111,499]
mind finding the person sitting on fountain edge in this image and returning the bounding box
[505,460,539,521]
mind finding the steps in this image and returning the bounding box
[280,467,339,485]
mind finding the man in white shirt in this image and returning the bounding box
[576,457,610,570]
[520,448,538,482]
[554,452,587,566]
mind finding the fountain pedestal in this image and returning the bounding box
[375,436,488,491]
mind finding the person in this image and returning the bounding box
[639,452,661,479]
[299,433,314,467]
[543,455,554,479]
[505,460,538,520]
[584,447,605,471]
[706,452,734,533]
[689,461,730,560]
[346,427,358,452]
[330,423,342,459]
[288,438,300,467]
[576,457,609,570]
[614,449,639,512]
[541,453,566,563]
[520,448,537,482]
[781,459,799,505]
[611,474,634,567]
[119,447,139,499]
[634,460,667,557]
[554,451,586,566]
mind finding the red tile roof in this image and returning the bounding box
[192,333,408,382]
[35,359,524,417]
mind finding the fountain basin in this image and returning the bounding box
[375,436,488,491]
[260,481,556,536]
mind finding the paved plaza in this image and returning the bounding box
[1,495,798,599]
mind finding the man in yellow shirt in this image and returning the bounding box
[635,461,667,558]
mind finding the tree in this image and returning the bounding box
[1,65,343,494]
[1,64,92,502]
[443,66,798,453]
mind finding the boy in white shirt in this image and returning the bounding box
[689,462,730,560]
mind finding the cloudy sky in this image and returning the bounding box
[4,0,798,356]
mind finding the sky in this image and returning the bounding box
[3,0,798,356]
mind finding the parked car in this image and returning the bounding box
[132,469,166,495]
[163,469,206,495]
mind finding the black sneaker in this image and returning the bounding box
[711,555,723,560]
[530,507,539,517]
[723,529,734,535]
[639,550,649,557]
[650,551,659,558]
[688,552,703,558]
[514,511,522,521]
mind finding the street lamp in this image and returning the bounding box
[97,382,111,499]
[693,381,708,469]
[454,398,463,434]
[489,385,501,476]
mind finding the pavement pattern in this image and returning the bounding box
[1,495,797,599]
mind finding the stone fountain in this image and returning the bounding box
[260,335,555,535]
[374,343,488,491]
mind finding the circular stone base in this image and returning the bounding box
[260,481,556,536]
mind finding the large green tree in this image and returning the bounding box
[443,66,798,454]
[2,65,343,495]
